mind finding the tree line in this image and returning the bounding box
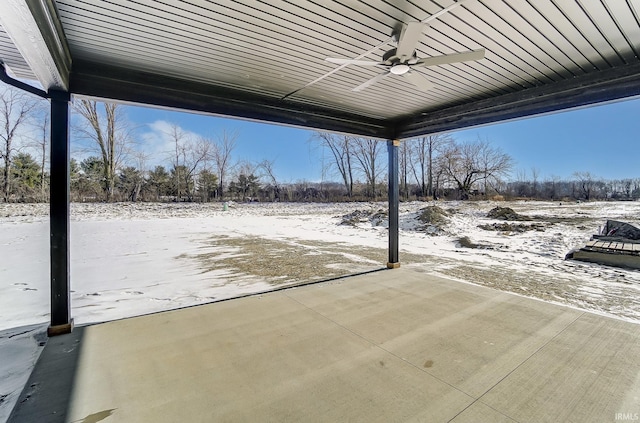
[502,170,640,201]
[314,132,513,201]
[1,83,637,203]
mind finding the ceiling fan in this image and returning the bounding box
[325,21,485,92]
[280,0,482,100]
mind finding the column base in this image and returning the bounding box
[48,319,74,337]
[386,262,401,269]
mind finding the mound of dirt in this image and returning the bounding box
[416,205,449,235]
[487,206,530,221]
[418,206,449,225]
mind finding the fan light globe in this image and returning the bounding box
[390,64,410,75]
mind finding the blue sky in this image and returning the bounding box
[454,97,640,181]
[126,96,640,183]
[128,107,321,183]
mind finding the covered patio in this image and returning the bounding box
[1,0,639,421]
[10,268,640,422]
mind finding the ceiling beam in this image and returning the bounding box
[393,62,640,140]
[0,0,71,91]
[70,60,392,139]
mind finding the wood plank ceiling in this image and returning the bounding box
[1,0,640,139]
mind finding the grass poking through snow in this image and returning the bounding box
[181,235,430,286]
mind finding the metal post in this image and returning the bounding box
[387,139,400,268]
[48,90,73,336]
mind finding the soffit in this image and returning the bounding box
[0,25,35,80]
[1,0,639,138]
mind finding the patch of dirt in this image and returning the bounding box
[478,222,546,233]
[456,236,482,249]
[455,236,506,250]
[433,262,640,323]
[530,215,593,225]
[183,235,430,286]
[339,209,388,227]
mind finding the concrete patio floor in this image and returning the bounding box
[9,267,640,422]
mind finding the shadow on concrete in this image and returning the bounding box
[8,327,85,423]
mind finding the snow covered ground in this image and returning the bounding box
[2,200,640,420]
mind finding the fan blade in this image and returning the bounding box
[353,72,390,92]
[325,58,382,66]
[280,36,394,100]
[396,21,425,60]
[422,0,466,25]
[403,71,434,92]
[415,48,485,67]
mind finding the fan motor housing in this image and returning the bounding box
[383,48,416,64]
[382,48,398,63]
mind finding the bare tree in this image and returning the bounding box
[409,138,427,198]
[213,129,237,200]
[530,167,540,198]
[352,137,384,199]
[126,150,150,202]
[574,171,595,200]
[0,86,41,202]
[633,179,640,199]
[313,132,355,198]
[432,159,447,200]
[74,100,131,201]
[165,123,212,201]
[259,159,280,201]
[441,139,513,200]
[37,114,49,201]
[183,137,212,201]
[478,141,514,197]
[399,140,410,200]
[230,160,260,201]
[409,134,452,199]
[514,168,528,197]
[233,160,258,178]
[166,123,188,199]
[623,178,633,199]
[440,143,475,200]
[544,175,561,200]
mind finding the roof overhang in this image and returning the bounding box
[1,0,639,139]
[0,0,70,90]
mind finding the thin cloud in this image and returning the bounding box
[138,120,201,168]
